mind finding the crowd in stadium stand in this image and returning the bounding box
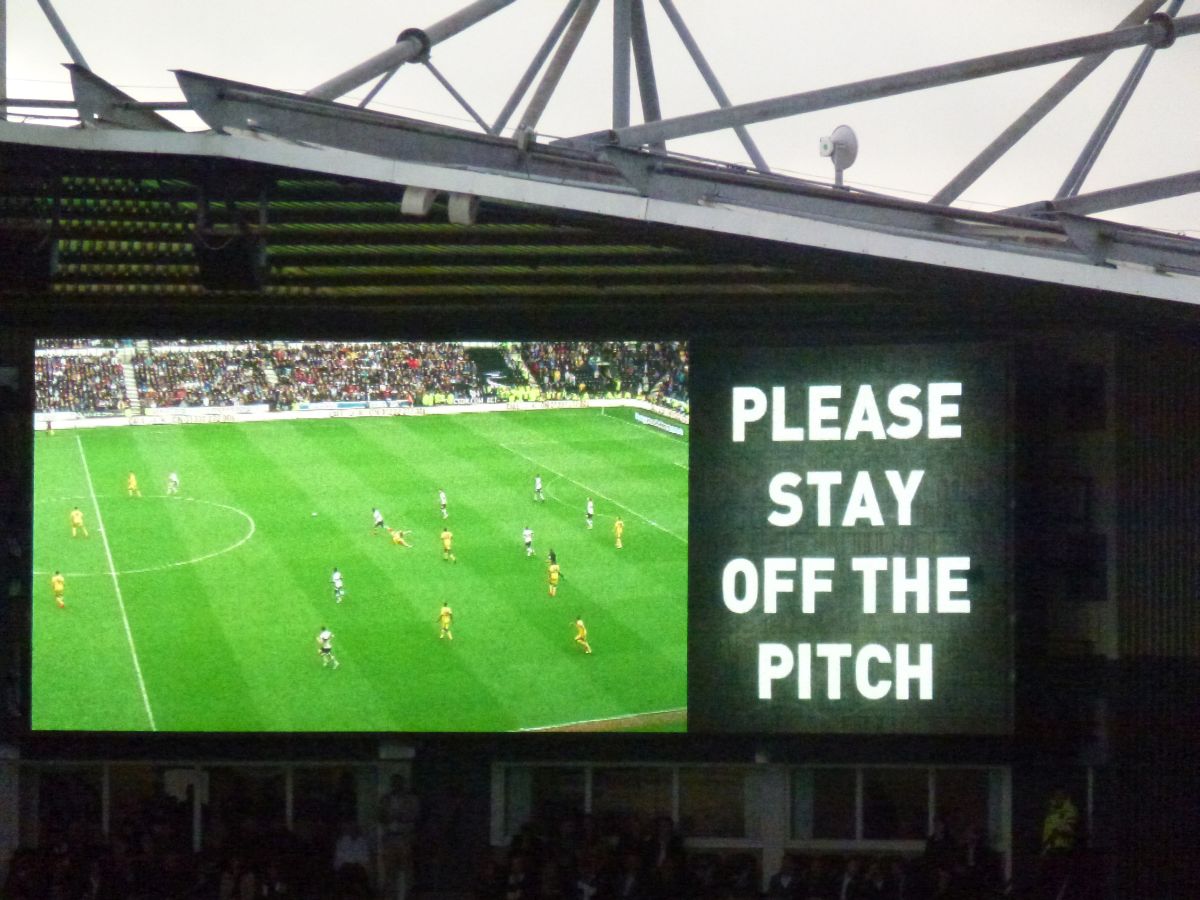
[475,812,1004,900]
[271,342,479,406]
[516,341,688,406]
[133,347,273,408]
[34,341,690,416]
[34,353,127,415]
[0,773,1019,900]
[1,800,335,900]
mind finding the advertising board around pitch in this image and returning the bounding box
[688,342,1012,735]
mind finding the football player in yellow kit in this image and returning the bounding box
[573,617,592,654]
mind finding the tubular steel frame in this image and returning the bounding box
[1,1,1197,223]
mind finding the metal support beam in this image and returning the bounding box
[933,0,1166,206]
[1057,0,1184,199]
[357,66,401,110]
[613,0,632,129]
[629,0,662,149]
[34,0,88,69]
[1052,170,1200,215]
[0,96,189,112]
[1,0,8,121]
[491,0,581,136]
[574,11,1197,149]
[516,0,600,135]
[658,0,769,173]
[68,65,181,131]
[423,60,491,133]
[308,0,517,100]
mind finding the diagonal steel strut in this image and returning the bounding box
[933,0,1167,206]
[308,0,518,101]
[516,0,601,135]
[35,0,89,69]
[569,12,1198,151]
[492,0,582,136]
[658,0,769,173]
[1056,0,1185,200]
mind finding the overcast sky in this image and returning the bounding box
[4,1,1197,235]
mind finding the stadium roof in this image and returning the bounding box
[2,116,1197,314]
[2,2,1199,316]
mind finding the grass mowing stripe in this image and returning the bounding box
[76,434,157,731]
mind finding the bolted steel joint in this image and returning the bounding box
[1147,12,1176,48]
[396,27,433,61]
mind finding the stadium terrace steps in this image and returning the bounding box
[263,348,280,387]
[120,345,142,414]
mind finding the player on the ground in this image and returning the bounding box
[332,567,345,603]
[440,527,456,562]
[69,507,88,538]
[573,617,592,654]
[548,560,561,597]
[317,627,340,668]
[534,475,545,502]
[51,571,66,609]
[127,472,141,497]
[438,489,448,519]
[372,507,387,534]
[437,604,453,640]
[389,528,413,548]
[585,498,594,529]
[166,472,180,496]
[523,526,534,557]
[614,516,624,550]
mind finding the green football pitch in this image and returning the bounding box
[31,408,688,732]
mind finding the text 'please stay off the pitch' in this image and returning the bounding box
[720,381,973,703]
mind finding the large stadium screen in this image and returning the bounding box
[689,342,1012,734]
[31,339,689,732]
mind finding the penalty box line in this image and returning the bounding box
[76,435,157,731]
[497,441,686,545]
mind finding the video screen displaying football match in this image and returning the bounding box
[31,339,689,732]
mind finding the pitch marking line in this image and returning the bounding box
[519,706,687,732]
[34,497,256,577]
[501,411,689,463]
[76,435,157,731]
[600,412,689,468]
[600,405,689,445]
[123,499,256,575]
[498,442,686,544]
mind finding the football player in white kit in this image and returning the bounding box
[166,472,180,496]
[439,489,448,519]
[523,526,534,557]
[372,507,387,534]
[316,627,339,668]
[586,497,594,529]
[332,567,345,603]
[534,475,545,502]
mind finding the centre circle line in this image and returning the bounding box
[35,496,256,577]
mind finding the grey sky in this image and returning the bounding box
[4,1,1197,235]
